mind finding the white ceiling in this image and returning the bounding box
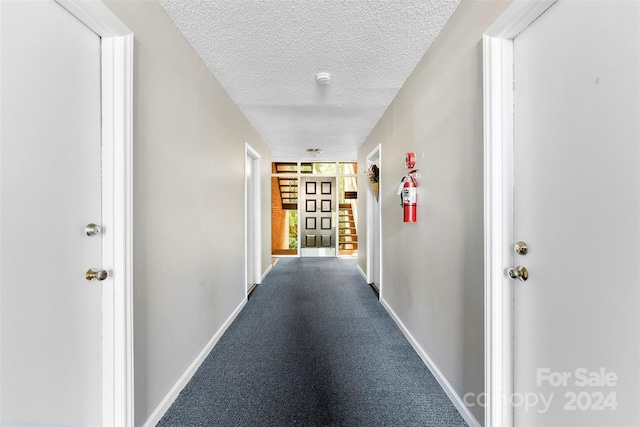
[157,0,461,161]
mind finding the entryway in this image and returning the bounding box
[271,162,358,258]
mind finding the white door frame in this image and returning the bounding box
[57,1,134,425]
[245,143,262,293]
[483,1,556,425]
[365,145,381,293]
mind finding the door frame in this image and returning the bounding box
[245,143,262,294]
[365,145,382,294]
[57,1,134,425]
[483,1,556,425]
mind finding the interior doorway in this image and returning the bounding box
[365,146,381,293]
[245,144,261,295]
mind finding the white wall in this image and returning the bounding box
[103,1,271,424]
[357,1,511,424]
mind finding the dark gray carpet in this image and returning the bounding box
[157,258,467,426]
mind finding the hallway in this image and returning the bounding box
[3,1,640,425]
[158,258,466,426]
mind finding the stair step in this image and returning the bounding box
[277,174,299,209]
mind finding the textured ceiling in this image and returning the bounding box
[157,0,461,161]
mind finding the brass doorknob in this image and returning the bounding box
[514,241,528,255]
[507,265,529,281]
[86,268,108,281]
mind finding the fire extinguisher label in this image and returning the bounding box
[403,187,417,204]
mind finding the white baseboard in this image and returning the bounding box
[357,263,368,283]
[142,298,247,427]
[380,297,481,427]
[260,264,273,283]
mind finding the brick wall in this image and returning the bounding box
[271,177,289,251]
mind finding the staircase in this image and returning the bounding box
[338,203,357,253]
[277,177,298,210]
[274,162,312,210]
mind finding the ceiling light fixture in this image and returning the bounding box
[316,72,331,85]
[307,148,323,157]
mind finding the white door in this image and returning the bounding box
[1,1,104,425]
[300,177,337,257]
[246,145,261,294]
[366,147,381,293]
[512,1,640,425]
[370,186,381,293]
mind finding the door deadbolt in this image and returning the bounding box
[514,241,528,255]
[507,265,529,281]
[85,223,102,236]
[86,268,108,281]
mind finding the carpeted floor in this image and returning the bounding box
[157,258,467,426]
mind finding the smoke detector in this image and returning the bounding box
[307,148,323,157]
[316,72,331,85]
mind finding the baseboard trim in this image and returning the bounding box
[380,297,481,427]
[261,264,273,282]
[356,263,368,282]
[141,298,247,427]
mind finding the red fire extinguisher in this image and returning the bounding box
[398,170,418,223]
